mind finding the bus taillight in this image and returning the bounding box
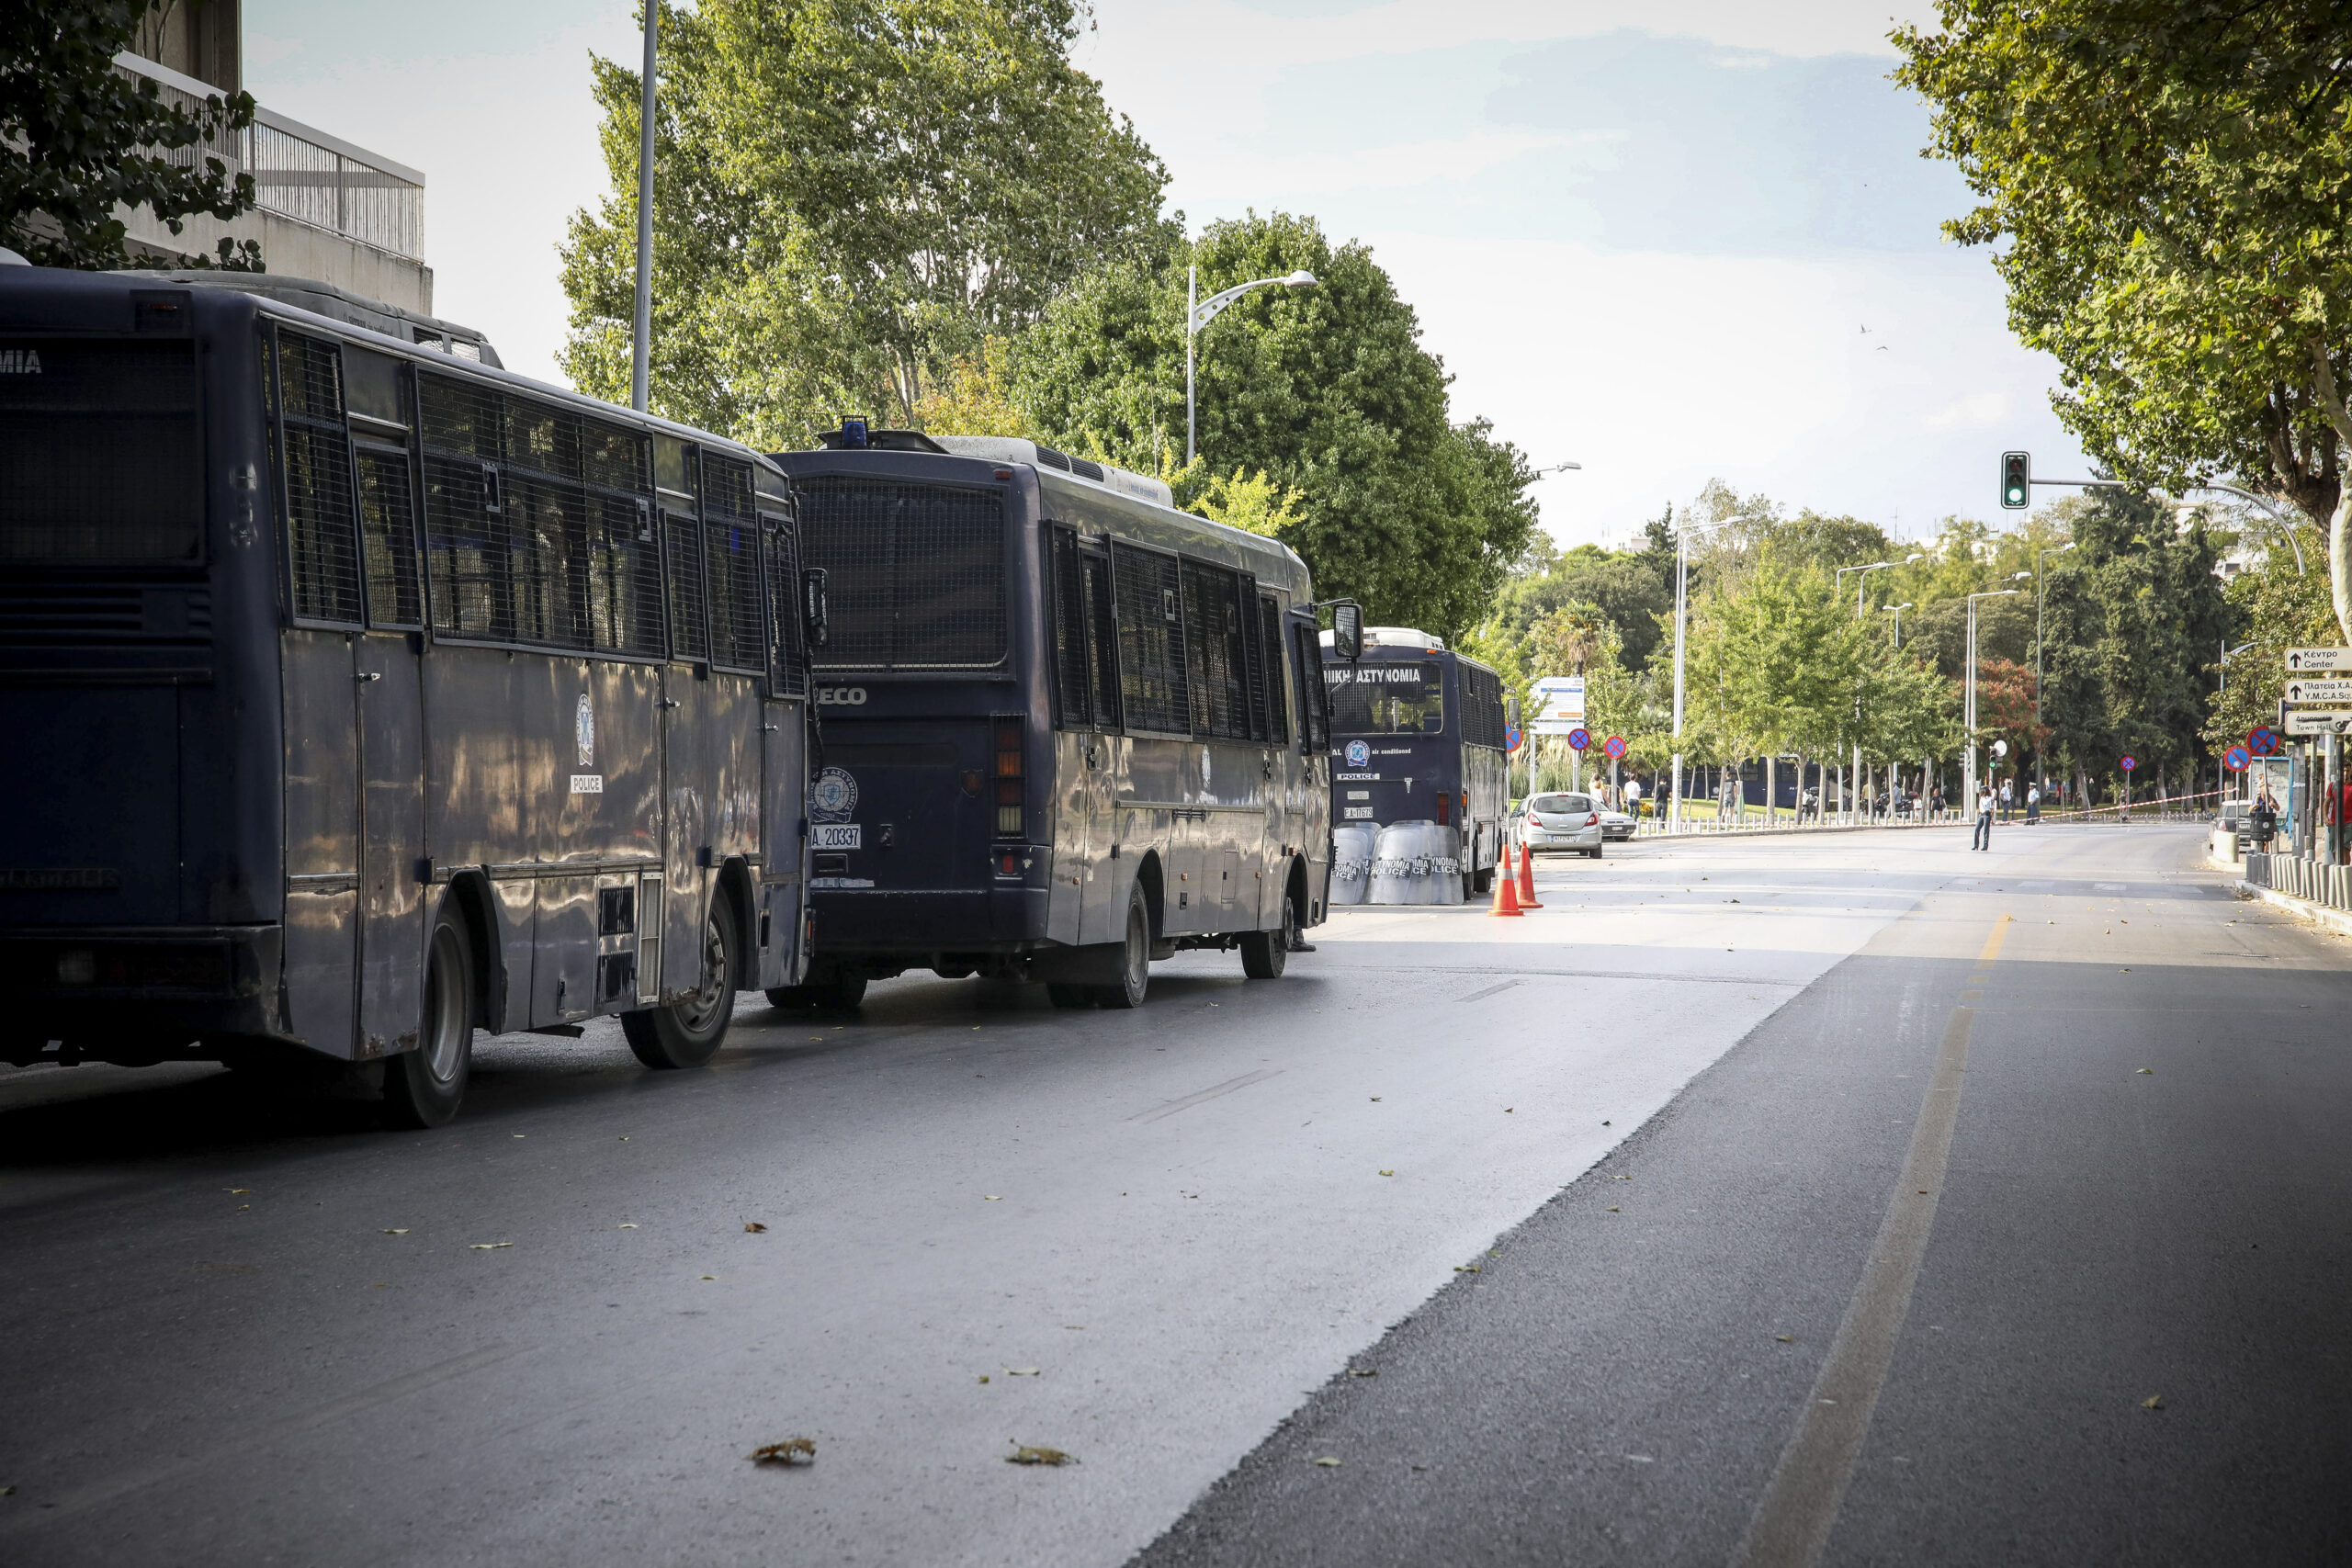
[994,716,1023,838]
[1435,791,1451,825]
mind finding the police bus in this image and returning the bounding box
[0,266,819,1124]
[772,429,1332,1009]
[1322,626,1510,897]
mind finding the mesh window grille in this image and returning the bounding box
[763,501,808,697]
[356,448,422,628]
[1082,552,1119,730]
[1182,558,1255,741]
[0,338,202,563]
[1112,542,1189,735]
[1462,662,1508,749]
[1049,529,1091,728]
[277,333,363,625]
[1256,594,1289,745]
[701,455,766,672]
[1293,623,1329,751]
[417,371,662,657]
[797,476,1006,671]
[663,512,707,662]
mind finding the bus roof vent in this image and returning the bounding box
[930,436,1174,508]
[1363,626,1446,651]
[121,271,503,367]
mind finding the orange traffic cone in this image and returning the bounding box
[1490,858,1523,917]
[1517,842,1542,908]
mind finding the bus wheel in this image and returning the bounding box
[1472,864,1494,895]
[623,898,738,1069]
[1046,984,1094,1009]
[1240,891,1295,980]
[1091,884,1152,1010]
[384,906,474,1128]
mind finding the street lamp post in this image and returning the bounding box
[1187,266,1317,465]
[1965,586,2025,811]
[1886,602,1913,647]
[630,1,659,412]
[2033,541,2075,791]
[2219,638,2256,804]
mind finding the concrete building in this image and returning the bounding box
[119,0,433,314]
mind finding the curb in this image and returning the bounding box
[2228,876,2352,941]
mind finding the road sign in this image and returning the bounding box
[2285,647,2352,672]
[2120,756,2137,772]
[1530,674,1587,735]
[2285,709,2352,736]
[1504,724,1522,752]
[2223,746,2251,771]
[2284,677,2352,705]
[1566,728,1590,751]
[1603,735,1627,759]
[2246,726,2282,757]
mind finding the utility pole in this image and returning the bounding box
[2033,541,2074,792]
[630,1,658,413]
[1669,524,1688,831]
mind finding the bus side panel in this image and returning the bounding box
[280,627,359,1055]
[708,674,764,960]
[424,643,534,1032]
[1045,734,1088,946]
[754,696,808,990]
[1080,734,1133,946]
[1467,744,1507,874]
[531,660,663,1024]
[656,671,760,998]
[355,632,424,1055]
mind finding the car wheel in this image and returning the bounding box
[1091,883,1151,1009]
[384,902,474,1128]
[623,895,738,1068]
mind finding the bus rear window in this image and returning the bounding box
[797,474,1005,671]
[1326,663,1442,734]
[0,339,201,563]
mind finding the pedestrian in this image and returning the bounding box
[2250,792,2278,853]
[1972,783,1995,851]
[1998,778,2013,822]
[1624,777,1642,818]
[2026,782,2041,824]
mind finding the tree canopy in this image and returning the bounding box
[560,0,1170,446]
[1010,211,1539,640]
[1,0,259,269]
[1894,0,2352,643]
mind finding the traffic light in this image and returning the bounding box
[2000,450,2030,509]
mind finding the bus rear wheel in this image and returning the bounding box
[384,905,474,1128]
[1240,891,1295,980]
[624,897,738,1069]
[1091,884,1151,1010]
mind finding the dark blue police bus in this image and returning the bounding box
[771,431,1332,1009]
[1323,626,1510,896]
[0,266,819,1124]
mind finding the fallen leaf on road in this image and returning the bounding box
[1008,1445,1074,1466]
[1379,1169,1395,1177]
[978,1375,989,1383]
[1064,1325,1085,1330]
[749,1438,816,1465]
[2142,1395,2165,1410]
[618,1223,639,1229]
[1607,1206,1620,1213]
[2138,1068,2154,1075]
[700,1275,717,1280]
[744,1223,767,1233]
[1504,1107,1513,1113]
[469,1242,512,1250]
[1454,1265,1480,1273]
[983,1195,1001,1201]
[1310,1457,1342,1468]
[1775,1336,1793,1343]
[1348,1367,1377,1377]
[1370,1096,1382,1101]
[227,1189,251,1194]
[382,1228,409,1235]
[1005,1367,1040,1377]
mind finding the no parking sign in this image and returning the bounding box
[1603,735,1628,760]
[1566,728,1590,751]
[2120,756,2136,773]
[2223,746,2250,772]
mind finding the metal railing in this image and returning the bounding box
[115,51,424,262]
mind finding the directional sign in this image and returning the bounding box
[1530,674,1588,735]
[2223,746,2252,772]
[2120,755,2137,772]
[2285,647,2352,672]
[1602,735,1628,760]
[2284,677,2352,705]
[1566,727,1590,751]
[2246,726,2283,757]
[2285,709,2352,737]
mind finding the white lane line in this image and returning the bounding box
[1128,1068,1283,1124]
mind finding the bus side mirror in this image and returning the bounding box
[1330,602,1362,661]
[801,567,828,649]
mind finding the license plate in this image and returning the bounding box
[811,824,862,850]
[1342,807,1374,819]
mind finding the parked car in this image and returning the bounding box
[1521,792,1604,857]
[1598,805,1636,841]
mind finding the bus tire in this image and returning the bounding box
[1091,884,1152,1010]
[1240,890,1295,980]
[384,904,475,1128]
[1473,865,1494,895]
[1046,984,1094,1009]
[623,895,739,1069]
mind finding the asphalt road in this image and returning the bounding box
[2,824,2346,1566]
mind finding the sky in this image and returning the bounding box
[243,0,2096,554]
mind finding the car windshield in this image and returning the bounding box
[1326,663,1443,734]
[1530,795,1589,814]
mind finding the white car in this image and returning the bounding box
[1521,792,1604,857]
[1598,807,1636,841]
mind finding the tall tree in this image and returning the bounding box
[1894,0,2352,643]
[2,0,259,269]
[560,0,1170,445]
[1011,211,1539,639]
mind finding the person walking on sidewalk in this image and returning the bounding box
[2026,782,2041,824]
[1973,784,1996,851]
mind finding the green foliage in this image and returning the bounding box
[1189,467,1306,540]
[1480,544,1672,673]
[559,0,1170,446]
[912,336,1031,438]
[1,0,258,269]
[1894,0,2352,644]
[2203,548,2343,750]
[2037,488,2235,787]
[1011,211,1538,639]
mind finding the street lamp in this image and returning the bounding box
[1536,461,1584,476]
[2190,483,2306,575]
[2032,541,2075,791]
[1886,603,1913,647]
[2219,638,2257,806]
[1965,587,2024,809]
[1187,266,1317,465]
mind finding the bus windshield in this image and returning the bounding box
[1326,663,1442,735]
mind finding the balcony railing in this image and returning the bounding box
[115,51,424,263]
